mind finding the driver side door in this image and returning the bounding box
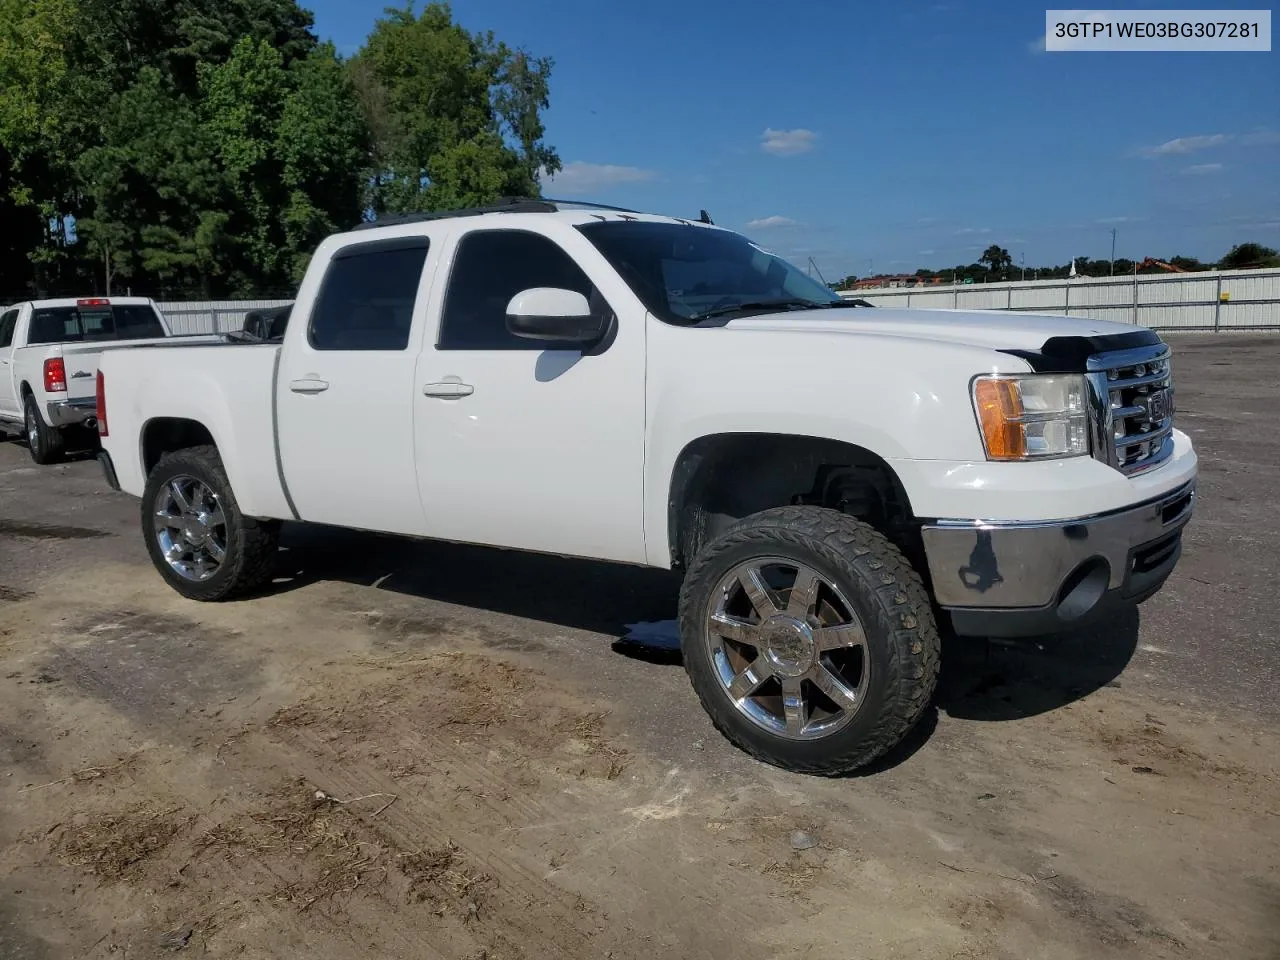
[413,226,647,564]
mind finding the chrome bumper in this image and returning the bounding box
[921,480,1195,637]
[46,397,97,427]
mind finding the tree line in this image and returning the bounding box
[835,241,1280,289]
[0,0,560,300]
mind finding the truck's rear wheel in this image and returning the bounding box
[679,506,940,776]
[142,445,280,601]
[24,394,64,465]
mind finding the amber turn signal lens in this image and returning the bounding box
[973,378,1026,459]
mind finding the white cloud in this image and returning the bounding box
[760,128,818,156]
[1139,134,1229,157]
[1137,130,1279,158]
[1184,163,1224,175]
[1097,216,1131,224]
[918,249,935,255]
[745,215,798,229]
[954,227,991,235]
[1028,33,1047,54]
[542,161,657,195]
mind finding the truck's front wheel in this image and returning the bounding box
[142,445,280,601]
[679,506,940,776]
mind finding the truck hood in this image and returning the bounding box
[725,307,1152,354]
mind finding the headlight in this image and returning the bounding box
[971,374,1089,460]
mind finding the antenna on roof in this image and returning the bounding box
[699,209,714,225]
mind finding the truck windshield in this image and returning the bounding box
[28,304,166,345]
[576,220,843,324]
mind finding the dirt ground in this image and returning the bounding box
[1,334,1278,960]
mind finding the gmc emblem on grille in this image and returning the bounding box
[1147,388,1171,422]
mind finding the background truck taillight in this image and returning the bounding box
[43,357,67,393]
[96,369,108,436]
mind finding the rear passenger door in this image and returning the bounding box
[0,309,18,418]
[275,233,440,535]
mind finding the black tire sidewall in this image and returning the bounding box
[24,394,61,464]
[142,450,257,601]
[680,510,935,774]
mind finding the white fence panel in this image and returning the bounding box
[158,299,292,336]
[841,268,1280,331]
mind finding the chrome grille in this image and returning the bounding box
[1085,344,1175,475]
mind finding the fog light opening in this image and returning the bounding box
[1056,558,1110,622]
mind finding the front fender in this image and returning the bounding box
[641,320,1033,565]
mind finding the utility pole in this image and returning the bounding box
[1110,228,1117,276]
[1020,252,1026,282]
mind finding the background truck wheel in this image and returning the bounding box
[24,393,64,465]
[678,506,941,776]
[142,444,280,601]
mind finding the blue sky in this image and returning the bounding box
[307,0,1279,278]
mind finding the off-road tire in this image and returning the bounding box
[679,506,941,776]
[24,393,65,465]
[142,445,280,601]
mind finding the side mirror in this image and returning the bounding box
[505,287,604,344]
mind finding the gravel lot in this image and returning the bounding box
[1,333,1277,959]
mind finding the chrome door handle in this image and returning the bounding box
[423,380,474,399]
[289,377,329,394]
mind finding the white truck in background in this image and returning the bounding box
[0,297,182,463]
[93,199,1198,776]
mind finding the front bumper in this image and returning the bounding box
[921,479,1195,638]
[46,397,98,428]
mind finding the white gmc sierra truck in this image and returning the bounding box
[94,199,1197,776]
[0,296,177,463]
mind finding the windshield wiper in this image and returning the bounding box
[689,298,823,321]
[817,297,875,308]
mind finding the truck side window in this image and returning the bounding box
[309,238,430,351]
[439,230,597,350]
[0,310,16,348]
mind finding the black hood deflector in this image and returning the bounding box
[1001,328,1163,373]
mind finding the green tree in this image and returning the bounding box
[1220,242,1279,270]
[353,2,559,216]
[978,244,1012,276]
[492,48,561,187]
[277,43,370,281]
[75,66,227,294]
[1168,255,1209,271]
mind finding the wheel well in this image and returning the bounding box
[19,381,33,399]
[142,418,216,475]
[667,434,920,568]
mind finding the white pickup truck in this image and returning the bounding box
[0,296,177,463]
[94,199,1197,775]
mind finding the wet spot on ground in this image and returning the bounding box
[43,610,261,730]
[0,520,110,541]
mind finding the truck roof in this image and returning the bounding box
[4,296,157,310]
[346,197,725,239]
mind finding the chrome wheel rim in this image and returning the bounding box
[153,475,227,582]
[25,407,37,448]
[704,557,870,741]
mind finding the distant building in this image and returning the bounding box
[851,274,947,290]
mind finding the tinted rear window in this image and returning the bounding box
[27,305,166,345]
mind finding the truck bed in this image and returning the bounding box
[99,342,293,519]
